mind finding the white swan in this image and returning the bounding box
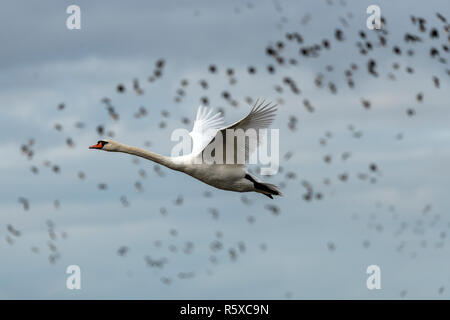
[89,100,282,199]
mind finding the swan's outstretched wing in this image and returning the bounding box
[224,99,278,134]
[201,99,278,164]
[189,106,224,156]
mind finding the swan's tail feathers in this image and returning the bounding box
[245,174,283,199]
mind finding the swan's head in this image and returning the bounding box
[89,139,120,152]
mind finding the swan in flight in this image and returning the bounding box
[90,100,282,199]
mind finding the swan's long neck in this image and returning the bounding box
[116,144,175,169]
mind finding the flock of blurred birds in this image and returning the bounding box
[5,0,450,298]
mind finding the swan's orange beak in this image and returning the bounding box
[89,142,103,149]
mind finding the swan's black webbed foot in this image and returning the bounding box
[245,174,274,199]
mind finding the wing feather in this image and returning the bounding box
[199,99,278,164]
[189,106,224,156]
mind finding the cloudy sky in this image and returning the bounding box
[0,0,449,299]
